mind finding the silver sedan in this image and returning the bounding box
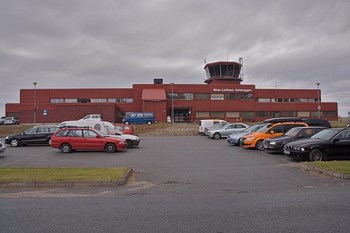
[207,123,249,139]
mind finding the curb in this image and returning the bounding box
[300,164,350,180]
[0,168,134,188]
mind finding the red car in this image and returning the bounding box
[114,124,135,135]
[51,127,126,153]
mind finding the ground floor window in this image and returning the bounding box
[196,112,209,118]
[210,112,225,118]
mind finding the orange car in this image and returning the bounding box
[240,122,308,150]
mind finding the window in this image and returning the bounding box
[65,99,78,103]
[167,93,178,100]
[37,127,49,133]
[211,94,224,100]
[227,94,241,100]
[241,93,254,100]
[50,99,64,103]
[121,98,133,103]
[298,111,309,117]
[226,112,239,117]
[270,125,283,134]
[108,98,121,103]
[257,98,270,102]
[179,93,193,100]
[83,130,97,138]
[195,94,210,100]
[56,130,69,137]
[196,112,209,118]
[25,128,37,134]
[68,130,82,137]
[240,112,254,117]
[91,99,107,103]
[210,112,225,118]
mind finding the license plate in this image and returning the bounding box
[283,149,290,155]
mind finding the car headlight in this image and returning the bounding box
[5,136,8,140]
[293,147,305,151]
[246,137,254,140]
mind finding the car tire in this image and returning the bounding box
[10,139,20,147]
[60,143,72,153]
[126,140,133,149]
[309,148,324,161]
[255,140,264,151]
[105,143,116,153]
[213,132,221,140]
[47,138,52,146]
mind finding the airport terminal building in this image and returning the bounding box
[5,60,338,123]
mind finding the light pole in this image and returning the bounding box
[316,82,321,119]
[33,82,37,125]
[171,83,174,124]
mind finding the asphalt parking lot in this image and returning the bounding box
[0,135,344,189]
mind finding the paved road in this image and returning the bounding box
[1,136,349,233]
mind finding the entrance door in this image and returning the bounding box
[173,108,191,123]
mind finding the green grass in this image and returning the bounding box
[0,167,130,183]
[305,161,350,174]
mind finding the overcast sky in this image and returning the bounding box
[1,0,349,117]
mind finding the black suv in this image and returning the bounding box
[5,125,59,147]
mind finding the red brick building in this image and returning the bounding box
[5,60,338,123]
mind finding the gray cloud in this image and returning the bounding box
[0,0,349,117]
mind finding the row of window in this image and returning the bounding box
[50,96,320,103]
[167,93,254,100]
[50,98,133,104]
[195,111,337,119]
[257,98,320,103]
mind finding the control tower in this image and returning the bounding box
[204,58,243,85]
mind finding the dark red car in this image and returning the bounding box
[114,124,135,135]
[51,127,126,153]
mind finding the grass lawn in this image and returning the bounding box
[305,161,350,174]
[0,167,130,183]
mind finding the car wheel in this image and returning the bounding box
[309,148,323,161]
[147,121,152,125]
[60,143,72,153]
[10,139,20,147]
[126,140,133,149]
[255,140,264,151]
[105,143,116,153]
[47,138,52,145]
[213,132,221,140]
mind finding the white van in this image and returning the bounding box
[58,119,140,148]
[198,119,227,134]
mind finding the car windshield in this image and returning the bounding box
[284,128,301,137]
[311,129,340,140]
[255,123,271,133]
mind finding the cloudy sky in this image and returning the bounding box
[1,0,349,117]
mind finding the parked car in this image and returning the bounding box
[3,117,20,125]
[207,123,249,139]
[81,114,102,120]
[263,126,326,153]
[51,127,126,153]
[240,122,308,150]
[0,116,6,125]
[283,127,350,161]
[203,122,228,136]
[59,120,140,148]
[5,125,59,147]
[198,119,227,134]
[227,124,265,145]
[0,141,6,154]
[114,123,135,135]
[264,117,331,128]
[122,112,155,124]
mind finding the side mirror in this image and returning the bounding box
[22,132,26,135]
[269,130,275,134]
[96,134,101,138]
